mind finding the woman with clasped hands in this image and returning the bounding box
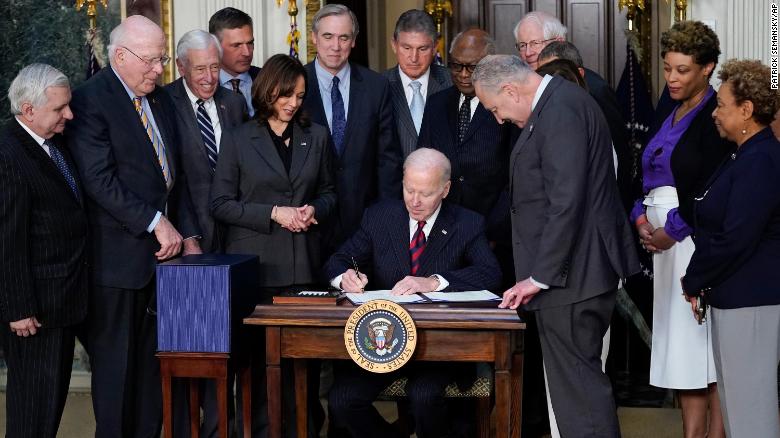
[682,59,780,438]
[630,21,733,438]
[210,54,336,290]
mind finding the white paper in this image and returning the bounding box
[423,290,501,302]
[345,290,426,304]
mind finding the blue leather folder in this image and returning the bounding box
[157,254,258,353]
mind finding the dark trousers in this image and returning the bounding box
[0,325,75,438]
[535,289,620,438]
[88,282,162,438]
[328,362,459,438]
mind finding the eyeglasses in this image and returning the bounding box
[120,46,171,68]
[515,38,556,52]
[447,61,478,73]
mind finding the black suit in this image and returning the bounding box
[510,77,639,437]
[325,200,501,438]
[166,78,247,252]
[67,67,197,438]
[165,78,247,438]
[302,61,402,248]
[383,64,452,158]
[0,121,88,438]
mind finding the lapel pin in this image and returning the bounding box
[529,123,534,133]
[301,142,307,147]
[441,229,447,235]
[219,104,226,110]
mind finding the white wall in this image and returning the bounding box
[172,0,307,77]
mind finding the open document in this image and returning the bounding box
[345,290,427,305]
[422,290,501,302]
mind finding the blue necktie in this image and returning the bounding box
[409,221,427,275]
[196,99,219,171]
[330,75,347,156]
[409,80,424,134]
[46,140,80,201]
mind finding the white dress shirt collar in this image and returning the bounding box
[398,66,431,105]
[531,74,553,111]
[408,203,443,241]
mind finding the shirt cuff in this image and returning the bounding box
[431,275,449,291]
[664,208,693,242]
[530,277,549,290]
[331,274,344,290]
[629,199,646,224]
[146,211,162,233]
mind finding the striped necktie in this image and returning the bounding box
[196,99,218,171]
[409,220,427,275]
[133,97,170,184]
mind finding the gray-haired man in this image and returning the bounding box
[0,63,87,438]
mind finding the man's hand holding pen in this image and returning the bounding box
[341,268,368,293]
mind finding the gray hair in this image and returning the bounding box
[538,40,583,68]
[312,4,359,37]
[107,15,162,61]
[513,11,567,41]
[404,147,451,183]
[393,9,437,42]
[176,30,222,65]
[472,55,533,92]
[449,30,497,56]
[8,63,69,115]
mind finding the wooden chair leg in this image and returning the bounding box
[189,379,200,438]
[240,365,252,438]
[161,368,174,438]
[217,375,229,438]
[476,397,491,438]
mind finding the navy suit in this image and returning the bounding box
[0,121,88,438]
[325,200,500,438]
[302,62,402,249]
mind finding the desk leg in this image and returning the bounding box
[240,364,252,438]
[189,380,200,438]
[294,359,308,438]
[267,327,282,438]
[161,364,174,438]
[511,333,524,438]
[495,332,512,438]
[217,374,229,438]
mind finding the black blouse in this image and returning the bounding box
[266,122,294,174]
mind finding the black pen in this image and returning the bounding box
[351,256,364,292]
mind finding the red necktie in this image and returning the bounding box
[409,221,427,275]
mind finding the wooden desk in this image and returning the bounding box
[245,303,525,438]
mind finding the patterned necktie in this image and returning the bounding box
[228,78,242,95]
[133,97,170,184]
[458,95,474,144]
[46,140,79,201]
[409,80,424,134]
[196,99,219,171]
[330,75,347,156]
[409,221,427,275]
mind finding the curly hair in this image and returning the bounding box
[718,59,780,126]
[252,54,310,127]
[661,21,720,74]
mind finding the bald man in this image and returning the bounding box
[67,15,199,437]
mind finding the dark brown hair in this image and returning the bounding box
[252,54,310,127]
[661,21,720,77]
[536,59,588,91]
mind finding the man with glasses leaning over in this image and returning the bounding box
[67,15,200,437]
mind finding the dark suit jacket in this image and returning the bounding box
[643,92,734,228]
[417,86,515,241]
[248,65,261,81]
[0,122,88,327]
[584,68,633,211]
[682,128,780,309]
[66,67,198,290]
[510,77,639,309]
[210,121,336,287]
[383,64,452,158]
[302,61,402,247]
[165,78,247,252]
[325,200,501,291]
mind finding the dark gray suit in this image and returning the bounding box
[510,76,638,437]
[383,64,451,158]
[210,120,337,287]
[165,78,246,253]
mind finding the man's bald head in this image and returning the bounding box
[448,29,496,96]
[108,15,165,60]
[108,15,167,97]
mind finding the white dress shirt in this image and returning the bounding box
[314,59,351,131]
[183,81,223,151]
[16,118,49,156]
[458,93,480,121]
[398,66,431,106]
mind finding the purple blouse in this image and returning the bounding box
[630,86,715,241]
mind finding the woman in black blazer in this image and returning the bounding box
[630,21,733,437]
[210,54,336,289]
[682,59,780,438]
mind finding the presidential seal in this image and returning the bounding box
[344,299,417,373]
